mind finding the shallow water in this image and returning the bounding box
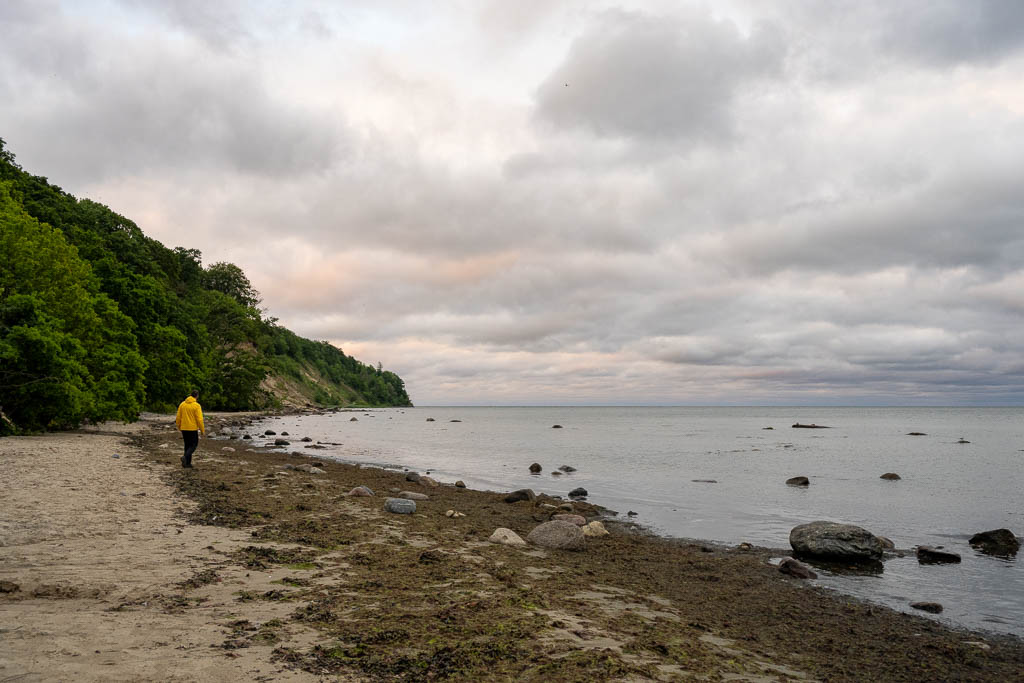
[245,406,1024,636]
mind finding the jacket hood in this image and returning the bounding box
[184,396,197,404]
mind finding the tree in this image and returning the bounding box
[202,261,261,310]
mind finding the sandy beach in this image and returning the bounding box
[2,414,1023,682]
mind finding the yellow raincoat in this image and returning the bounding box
[175,396,205,433]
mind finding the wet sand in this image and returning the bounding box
[2,413,1022,681]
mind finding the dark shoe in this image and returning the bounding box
[181,456,186,468]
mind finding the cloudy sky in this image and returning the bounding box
[3,1,1024,405]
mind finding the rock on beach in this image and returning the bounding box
[790,521,885,561]
[786,476,810,487]
[582,521,609,537]
[527,520,585,551]
[504,489,535,504]
[385,498,416,514]
[552,513,587,526]
[778,557,817,579]
[399,491,429,501]
[489,528,527,546]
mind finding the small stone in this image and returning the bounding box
[551,471,563,476]
[878,536,896,550]
[504,489,536,504]
[111,454,121,459]
[691,479,717,483]
[910,601,943,614]
[737,542,753,551]
[450,419,462,422]
[274,439,290,446]
[454,480,466,488]
[158,443,169,448]
[406,472,421,483]
[350,417,358,422]
[426,418,435,422]
[906,432,927,436]
[957,438,970,443]
[489,528,527,546]
[264,430,276,436]
[242,434,251,440]
[880,472,901,480]
[446,509,455,517]
[281,431,289,436]
[529,463,542,473]
[385,498,416,514]
[419,476,439,487]
[582,521,609,537]
[399,491,429,501]
[916,546,961,564]
[558,503,574,512]
[0,580,20,594]
[963,641,991,650]
[552,424,563,429]
[308,467,326,475]
[778,557,817,579]
[301,437,312,442]
[786,476,810,486]
[627,510,638,517]
[347,486,374,497]
[568,487,588,499]
[221,446,235,452]
[558,465,577,473]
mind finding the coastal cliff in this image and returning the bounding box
[0,139,410,433]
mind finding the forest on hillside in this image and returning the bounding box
[0,138,410,433]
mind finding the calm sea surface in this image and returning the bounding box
[244,406,1024,636]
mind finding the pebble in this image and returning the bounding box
[582,521,609,537]
[399,491,429,501]
[445,510,466,518]
[347,486,374,497]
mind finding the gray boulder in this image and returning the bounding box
[790,521,884,561]
[405,472,421,483]
[385,498,416,514]
[454,480,466,488]
[527,520,585,551]
[568,487,588,499]
[786,476,810,487]
[916,546,961,564]
[969,529,1020,556]
[274,438,290,446]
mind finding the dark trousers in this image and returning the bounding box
[181,430,199,466]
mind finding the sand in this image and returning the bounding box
[0,416,325,682]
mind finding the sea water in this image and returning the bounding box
[245,406,1024,636]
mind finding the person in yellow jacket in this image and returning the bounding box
[175,391,205,468]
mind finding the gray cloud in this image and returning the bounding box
[4,1,1024,405]
[534,8,784,142]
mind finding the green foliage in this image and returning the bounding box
[0,139,411,433]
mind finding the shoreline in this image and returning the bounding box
[2,413,1023,681]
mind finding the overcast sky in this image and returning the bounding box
[3,1,1024,405]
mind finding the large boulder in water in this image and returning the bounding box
[969,529,1019,557]
[790,521,885,562]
